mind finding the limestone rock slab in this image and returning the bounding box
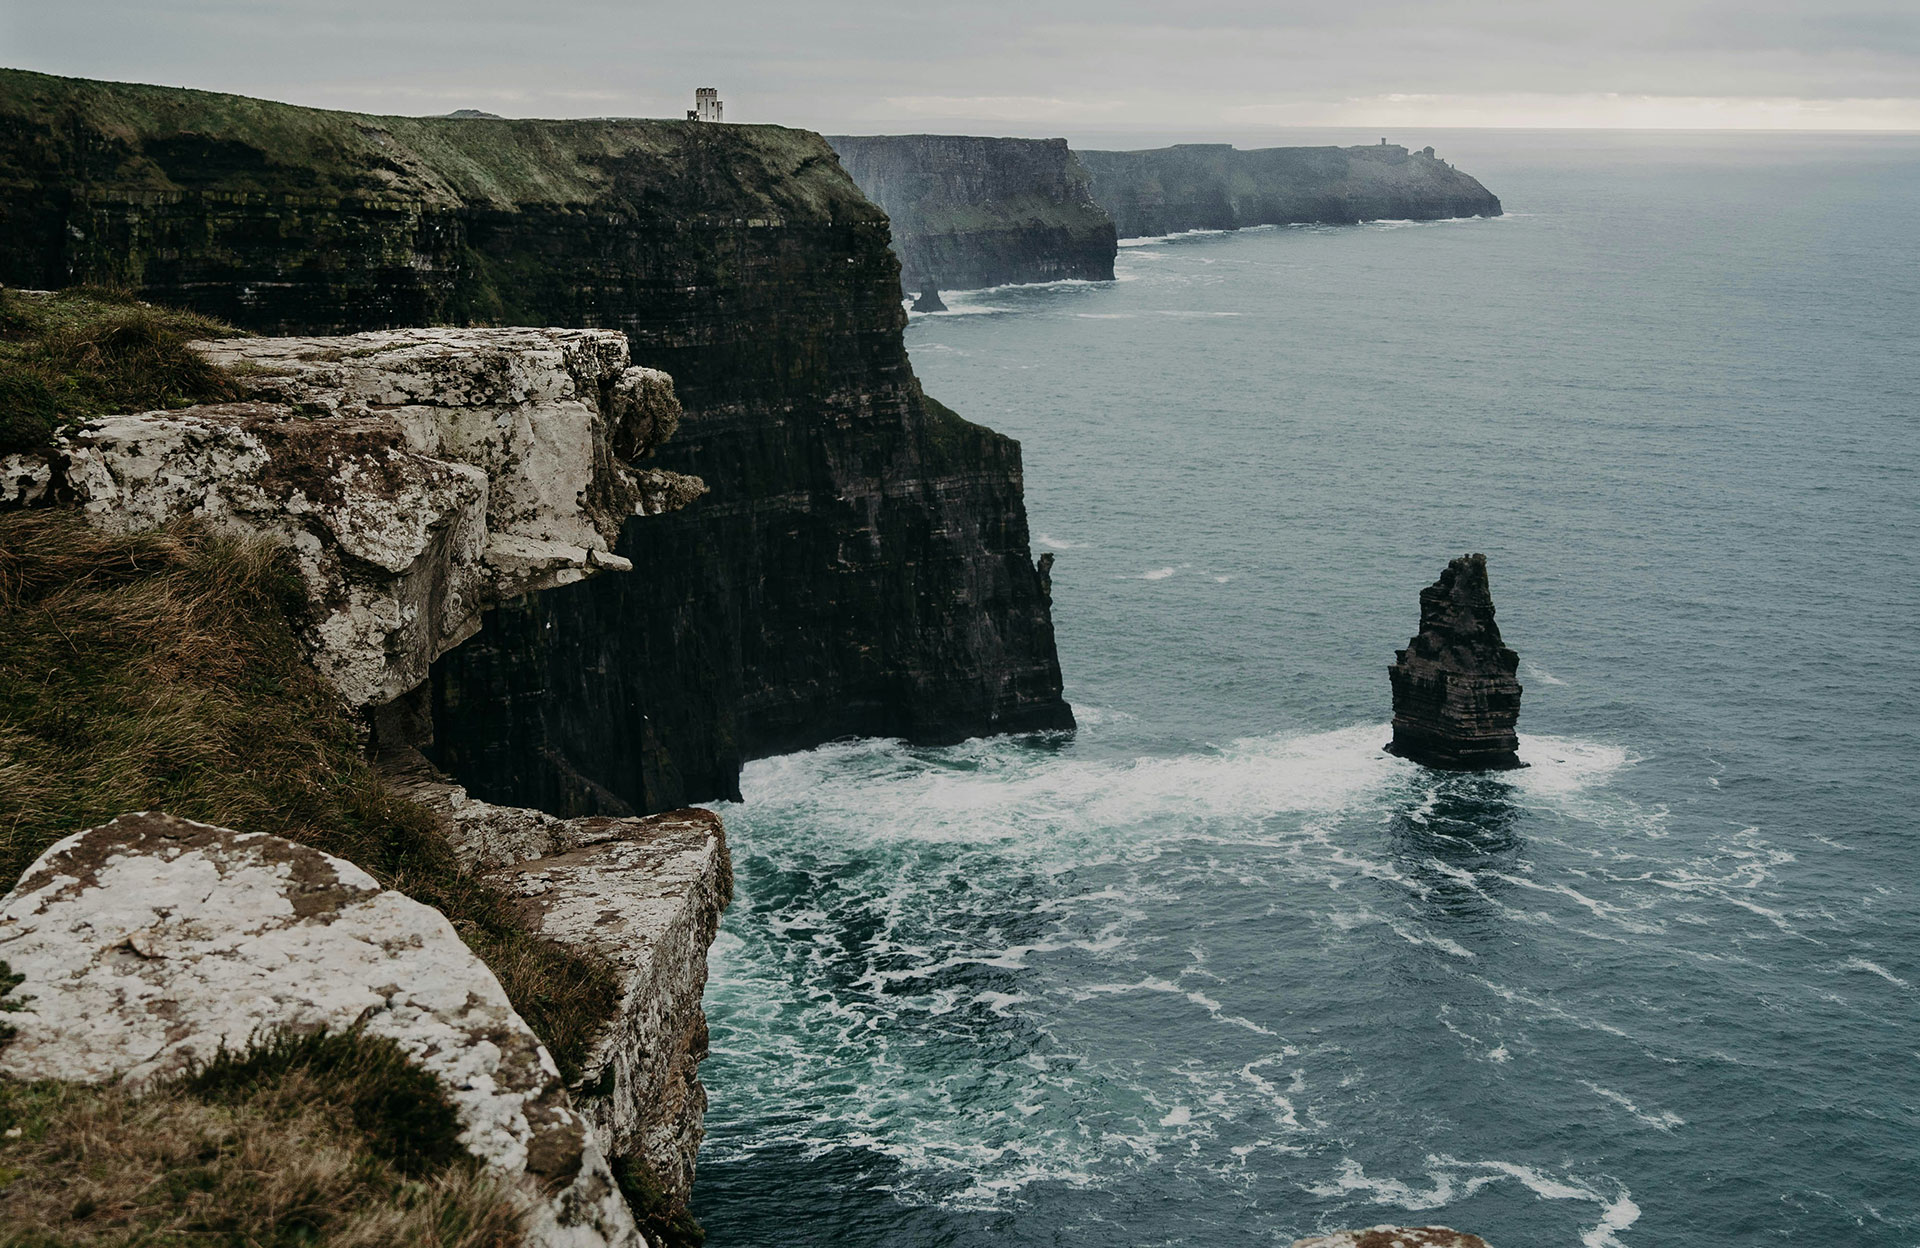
[0,812,644,1248]
[1292,1229,1490,1248]
[0,328,703,709]
[485,810,732,1202]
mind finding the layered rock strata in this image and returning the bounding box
[828,134,1118,291]
[0,67,1073,813]
[1386,553,1525,770]
[1080,143,1502,239]
[0,326,698,709]
[0,812,642,1248]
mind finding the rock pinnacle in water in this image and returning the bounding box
[1386,553,1525,770]
[913,286,947,312]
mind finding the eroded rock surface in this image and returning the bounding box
[485,810,732,1203]
[0,812,644,1248]
[1,328,701,708]
[1387,553,1525,770]
[1292,1228,1491,1248]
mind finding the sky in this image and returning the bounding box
[3,0,1918,134]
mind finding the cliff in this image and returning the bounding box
[827,134,1117,292]
[1,326,733,1235]
[1079,142,1503,238]
[0,67,1073,814]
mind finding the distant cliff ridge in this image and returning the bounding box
[0,67,1073,814]
[1079,142,1503,238]
[828,134,1117,293]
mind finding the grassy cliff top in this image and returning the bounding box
[0,67,879,223]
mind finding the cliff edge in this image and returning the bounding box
[1079,142,1502,238]
[0,67,1073,815]
[828,134,1118,292]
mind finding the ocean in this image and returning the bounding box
[689,130,1920,1246]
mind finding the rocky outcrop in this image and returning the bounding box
[1292,1229,1490,1248]
[0,812,642,1248]
[485,810,730,1201]
[1079,143,1502,239]
[383,752,733,1206]
[1386,553,1524,770]
[829,134,1117,292]
[0,67,1073,813]
[1,327,697,709]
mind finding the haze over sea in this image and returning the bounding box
[691,130,1920,1246]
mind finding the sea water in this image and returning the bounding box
[690,131,1920,1246]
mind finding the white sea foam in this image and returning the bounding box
[1581,1081,1686,1131]
[1841,956,1911,988]
[1034,533,1087,549]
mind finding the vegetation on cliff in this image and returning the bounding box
[0,287,239,454]
[0,1029,524,1247]
[0,512,615,1078]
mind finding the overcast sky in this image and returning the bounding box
[4,0,1917,133]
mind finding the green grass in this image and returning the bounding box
[0,511,617,1081]
[0,1029,524,1247]
[0,286,242,454]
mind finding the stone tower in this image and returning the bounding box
[691,87,723,122]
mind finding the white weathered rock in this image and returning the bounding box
[0,812,646,1248]
[486,810,732,1201]
[1292,1229,1491,1248]
[0,328,704,708]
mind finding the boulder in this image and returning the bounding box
[1386,553,1525,769]
[484,811,732,1203]
[1292,1230,1490,1248]
[1,328,704,709]
[0,812,644,1248]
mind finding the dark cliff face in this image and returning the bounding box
[1079,143,1503,239]
[0,68,1073,813]
[827,135,1117,293]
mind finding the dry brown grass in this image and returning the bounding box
[0,286,241,454]
[0,1031,526,1248]
[0,511,617,1080]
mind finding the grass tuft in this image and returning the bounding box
[612,1155,707,1248]
[0,1029,525,1247]
[0,286,242,454]
[0,510,617,1080]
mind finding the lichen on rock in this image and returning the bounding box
[0,811,644,1248]
[1,327,703,709]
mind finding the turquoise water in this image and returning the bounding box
[691,132,1920,1246]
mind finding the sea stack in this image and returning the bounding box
[913,286,948,312]
[1386,553,1525,770]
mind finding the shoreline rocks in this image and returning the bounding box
[1292,1229,1491,1248]
[0,812,643,1248]
[1386,553,1525,770]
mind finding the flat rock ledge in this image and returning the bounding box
[485,810,732,1202]
[1292,1229,1491,1248]
[0,812,644,1248]
[1386,552,1525,770]
[0,327,705,709]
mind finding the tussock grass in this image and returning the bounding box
[0,1030,525,1247]
[0,511,617,1079]
[0,286,241,454]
